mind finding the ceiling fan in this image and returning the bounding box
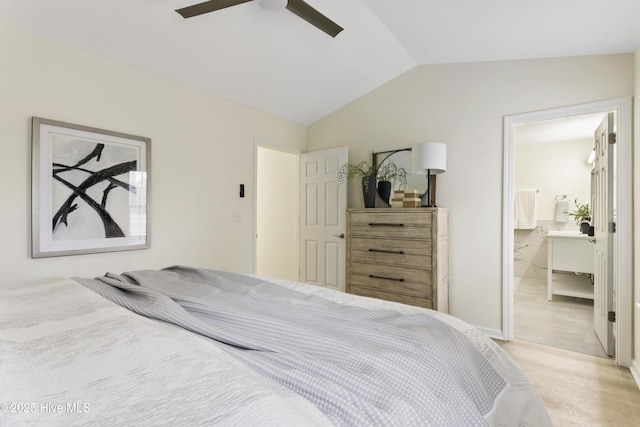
[176,0,344,38]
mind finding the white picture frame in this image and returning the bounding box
[31,117,151,258]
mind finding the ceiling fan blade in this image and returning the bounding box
[285,0,343,37]
[176,0,253,18]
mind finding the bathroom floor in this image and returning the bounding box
[514,276,609,358]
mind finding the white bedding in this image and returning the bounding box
[0,275,551,426]
[0,278,332,426]
[268,275,551,426]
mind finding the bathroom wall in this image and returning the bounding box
[514,137,593,279]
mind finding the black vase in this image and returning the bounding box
[362,176,376,208]
[377,180,392,205]
[580,221,590,234]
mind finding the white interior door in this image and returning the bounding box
[593,112,614,357]
[299,147,348,290]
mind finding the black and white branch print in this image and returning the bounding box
[52,143,137,239]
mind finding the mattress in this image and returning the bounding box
[0,269,551,426]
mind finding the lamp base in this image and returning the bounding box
[419,172,438,207]
[420,169,434,207]
[418,192,436,207]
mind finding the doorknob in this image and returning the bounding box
[334,233,345,239]
[589,238,596,243]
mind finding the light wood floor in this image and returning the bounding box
[507,276,640,425]
[514,276,608,358]
[498,339,640,426]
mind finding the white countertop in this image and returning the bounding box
[547,230,591,239]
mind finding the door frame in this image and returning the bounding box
[502,97,633,366]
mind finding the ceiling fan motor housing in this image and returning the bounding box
[257,0,287,11]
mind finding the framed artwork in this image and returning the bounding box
[31,117,151,258]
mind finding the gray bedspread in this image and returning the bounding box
[74,266,506,426]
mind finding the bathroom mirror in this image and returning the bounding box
[373,148,437,205]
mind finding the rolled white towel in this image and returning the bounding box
[555,200,569,223]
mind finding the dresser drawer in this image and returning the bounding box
[349,223,431,239]
[348,210,433,239]
[349,286,433,309]
[349,249,431,269]
[349,273,432,299]
[349,237,432,268]
[349,262,431,285]
[348,210,433,226]
[349,237,431,255]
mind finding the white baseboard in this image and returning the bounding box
[633,303,640,388]
[630,359,640,390]
[476,326,505,340]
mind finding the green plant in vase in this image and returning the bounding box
[567,199,592,233]
[376,159,408,204]
[338,159,377,208]
[338,156,408,208]
[337,159,377,191]
[377,160,408,189]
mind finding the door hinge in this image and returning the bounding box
[609,222,616,233]
[608,133,616,144]
[608,311,616,322]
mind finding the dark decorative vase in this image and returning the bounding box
[377,180,392,205]
[580,221,590,234]
[362,176,377,208]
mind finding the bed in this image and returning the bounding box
[1,266,551,426]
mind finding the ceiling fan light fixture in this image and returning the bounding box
[257,0,287,11]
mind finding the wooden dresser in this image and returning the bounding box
[346,208,449,312]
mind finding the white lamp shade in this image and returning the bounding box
[411,142,447,175]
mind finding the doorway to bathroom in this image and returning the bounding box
[502,98,633,366]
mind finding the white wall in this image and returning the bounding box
[515,138,593,220]
[256,146,299,280]
[307,55,634,332]
[0,23,306,285]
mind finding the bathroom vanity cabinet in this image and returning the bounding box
[547,231,594,300]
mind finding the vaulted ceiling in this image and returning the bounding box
[1,0,639,125]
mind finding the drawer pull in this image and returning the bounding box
[369,249,404,254]
[369,274,404,282]
[368,223,405,227]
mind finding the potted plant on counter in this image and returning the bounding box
[568,199,592,234]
